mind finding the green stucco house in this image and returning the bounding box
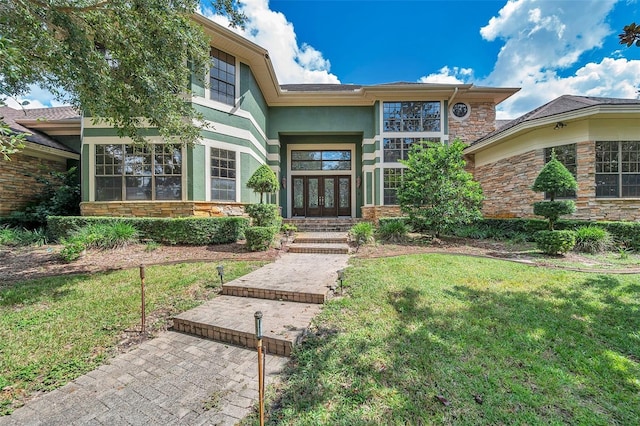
[78,14,519,222]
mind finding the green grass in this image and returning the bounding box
[0,261,267,415]
[267,254,640,425]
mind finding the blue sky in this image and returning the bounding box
[10,0,640,120]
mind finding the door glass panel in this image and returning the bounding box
[308,178,319,208]
[293,178,304,208]
[339,178,350,208]
[324,178,335,208]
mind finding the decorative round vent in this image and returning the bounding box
[452,102,469,119]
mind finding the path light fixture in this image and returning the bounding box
[254,311,265,426]
[216,264,224,285]
[337,269,345,294]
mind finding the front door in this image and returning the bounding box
[292,176,351,217]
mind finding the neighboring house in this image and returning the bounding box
[0,106,80,216]
[464,95,640,222]
[79,14,519,221]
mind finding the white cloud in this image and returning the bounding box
[473,0,640,118]
[419,66,474,84]
[1,85,65,109]
[200,0,339,84]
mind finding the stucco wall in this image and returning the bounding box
[0,151,67,216]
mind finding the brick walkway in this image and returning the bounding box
[1,235,350,425]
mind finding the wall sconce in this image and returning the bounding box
[356,176,361,188]
[281,177,286,189]
[554,121,567,130]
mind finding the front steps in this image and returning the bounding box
[287,232,350,254]
[283,217,360,232]
[172,244,349,356]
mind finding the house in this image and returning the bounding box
[464,95,640,222]
[78,14,519,221]
[0,106,80,217]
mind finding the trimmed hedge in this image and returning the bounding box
[245,226,277,251]
[47,216,249,245]
[535,230,576,255]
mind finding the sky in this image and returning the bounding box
[9,0,640,120]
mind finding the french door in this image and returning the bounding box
[292,176,351,217]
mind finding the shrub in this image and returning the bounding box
[59,222,139,262]
[47,216,248,245]
[452,225,489,239]
[350,222,374,246]
[245,204,282,228]
[246,164,279,203]
[245,226,277,251]
[377,219,409,242]
[535,230,576,255]
[0,227,47,246]
[531,150,578,230]
[574,226,613,254]
[532,201,576,230]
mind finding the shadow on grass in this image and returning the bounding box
[265,257,639,425]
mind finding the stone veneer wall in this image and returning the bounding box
[475,140,640,221]
[80,201,246,218]
[449,102,496,144]
[0,151,67,216]
[361,206,402,223]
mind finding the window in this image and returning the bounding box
[95,144,182,201]
[383,101,441,132]
[291,150,351,171]
[383,137,440,162]
[211,148,236,201]
[596,141,640,197]
[210,47,236,105]
[544,144,577,198]
[383,168,404,205]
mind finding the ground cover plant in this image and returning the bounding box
[0,261,267,415]
[267,254,639,424]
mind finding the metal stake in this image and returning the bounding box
[139,264,146,333]
[254,311,264,426]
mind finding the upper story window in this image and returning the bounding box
[596,141,640,198]
[210,47,236,106]
[383,137,440,162]
[383,101,441,133]
[95,144,182,201]
[544,144,576,199]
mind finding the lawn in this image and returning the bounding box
[266,254,639,425]
[0,261,267,415]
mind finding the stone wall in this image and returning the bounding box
[474,140,640,221]
[81,201,246,218]
[449,102,496,144]
[0,151,67,216]
[361,206,402,223]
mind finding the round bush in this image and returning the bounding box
[245,226,277,251]
[574,226,612,254]
[535,230,576,255]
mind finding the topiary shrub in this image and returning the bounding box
[350,222,375,246]
[532,201,575,230]
[246,164,279,203]
[245,226,277,251]
[535,230,576,255]
[377,219,409,242]
[245,203,281,228]
[574,226,613,254]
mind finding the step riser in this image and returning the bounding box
[172,319,292,356]
[221,285,325,304]
[294,238,348,244]
[288,247,349,254]
[284,219,360,233]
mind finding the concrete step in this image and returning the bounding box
[283,218,360,232]
[293,232,349,244]
[287,243,350,254]
[172,296,322,356]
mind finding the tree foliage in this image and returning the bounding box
[619,22,640,47]
[531,150,577,230]
[246,164,279,203]
[397,139,484,238]
[0,0,245,156]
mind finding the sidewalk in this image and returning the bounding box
[0,248,350,425]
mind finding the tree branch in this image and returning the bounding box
[20,0,112,13]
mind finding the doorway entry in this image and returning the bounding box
[292,176,351,217]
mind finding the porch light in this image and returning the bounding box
[216,264,224,284]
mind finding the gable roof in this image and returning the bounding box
[0,106,80,154]
[467,95,640,153]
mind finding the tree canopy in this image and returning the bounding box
[246,164,279,203]
[0,0,245,156]
[619,22,640,47]
[397,139,484,238]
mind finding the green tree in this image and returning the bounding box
[619,22,640,47]
[531,150,578,230]
[0,0,245,157]
[397,139,484,238]
[246,164,279,203]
